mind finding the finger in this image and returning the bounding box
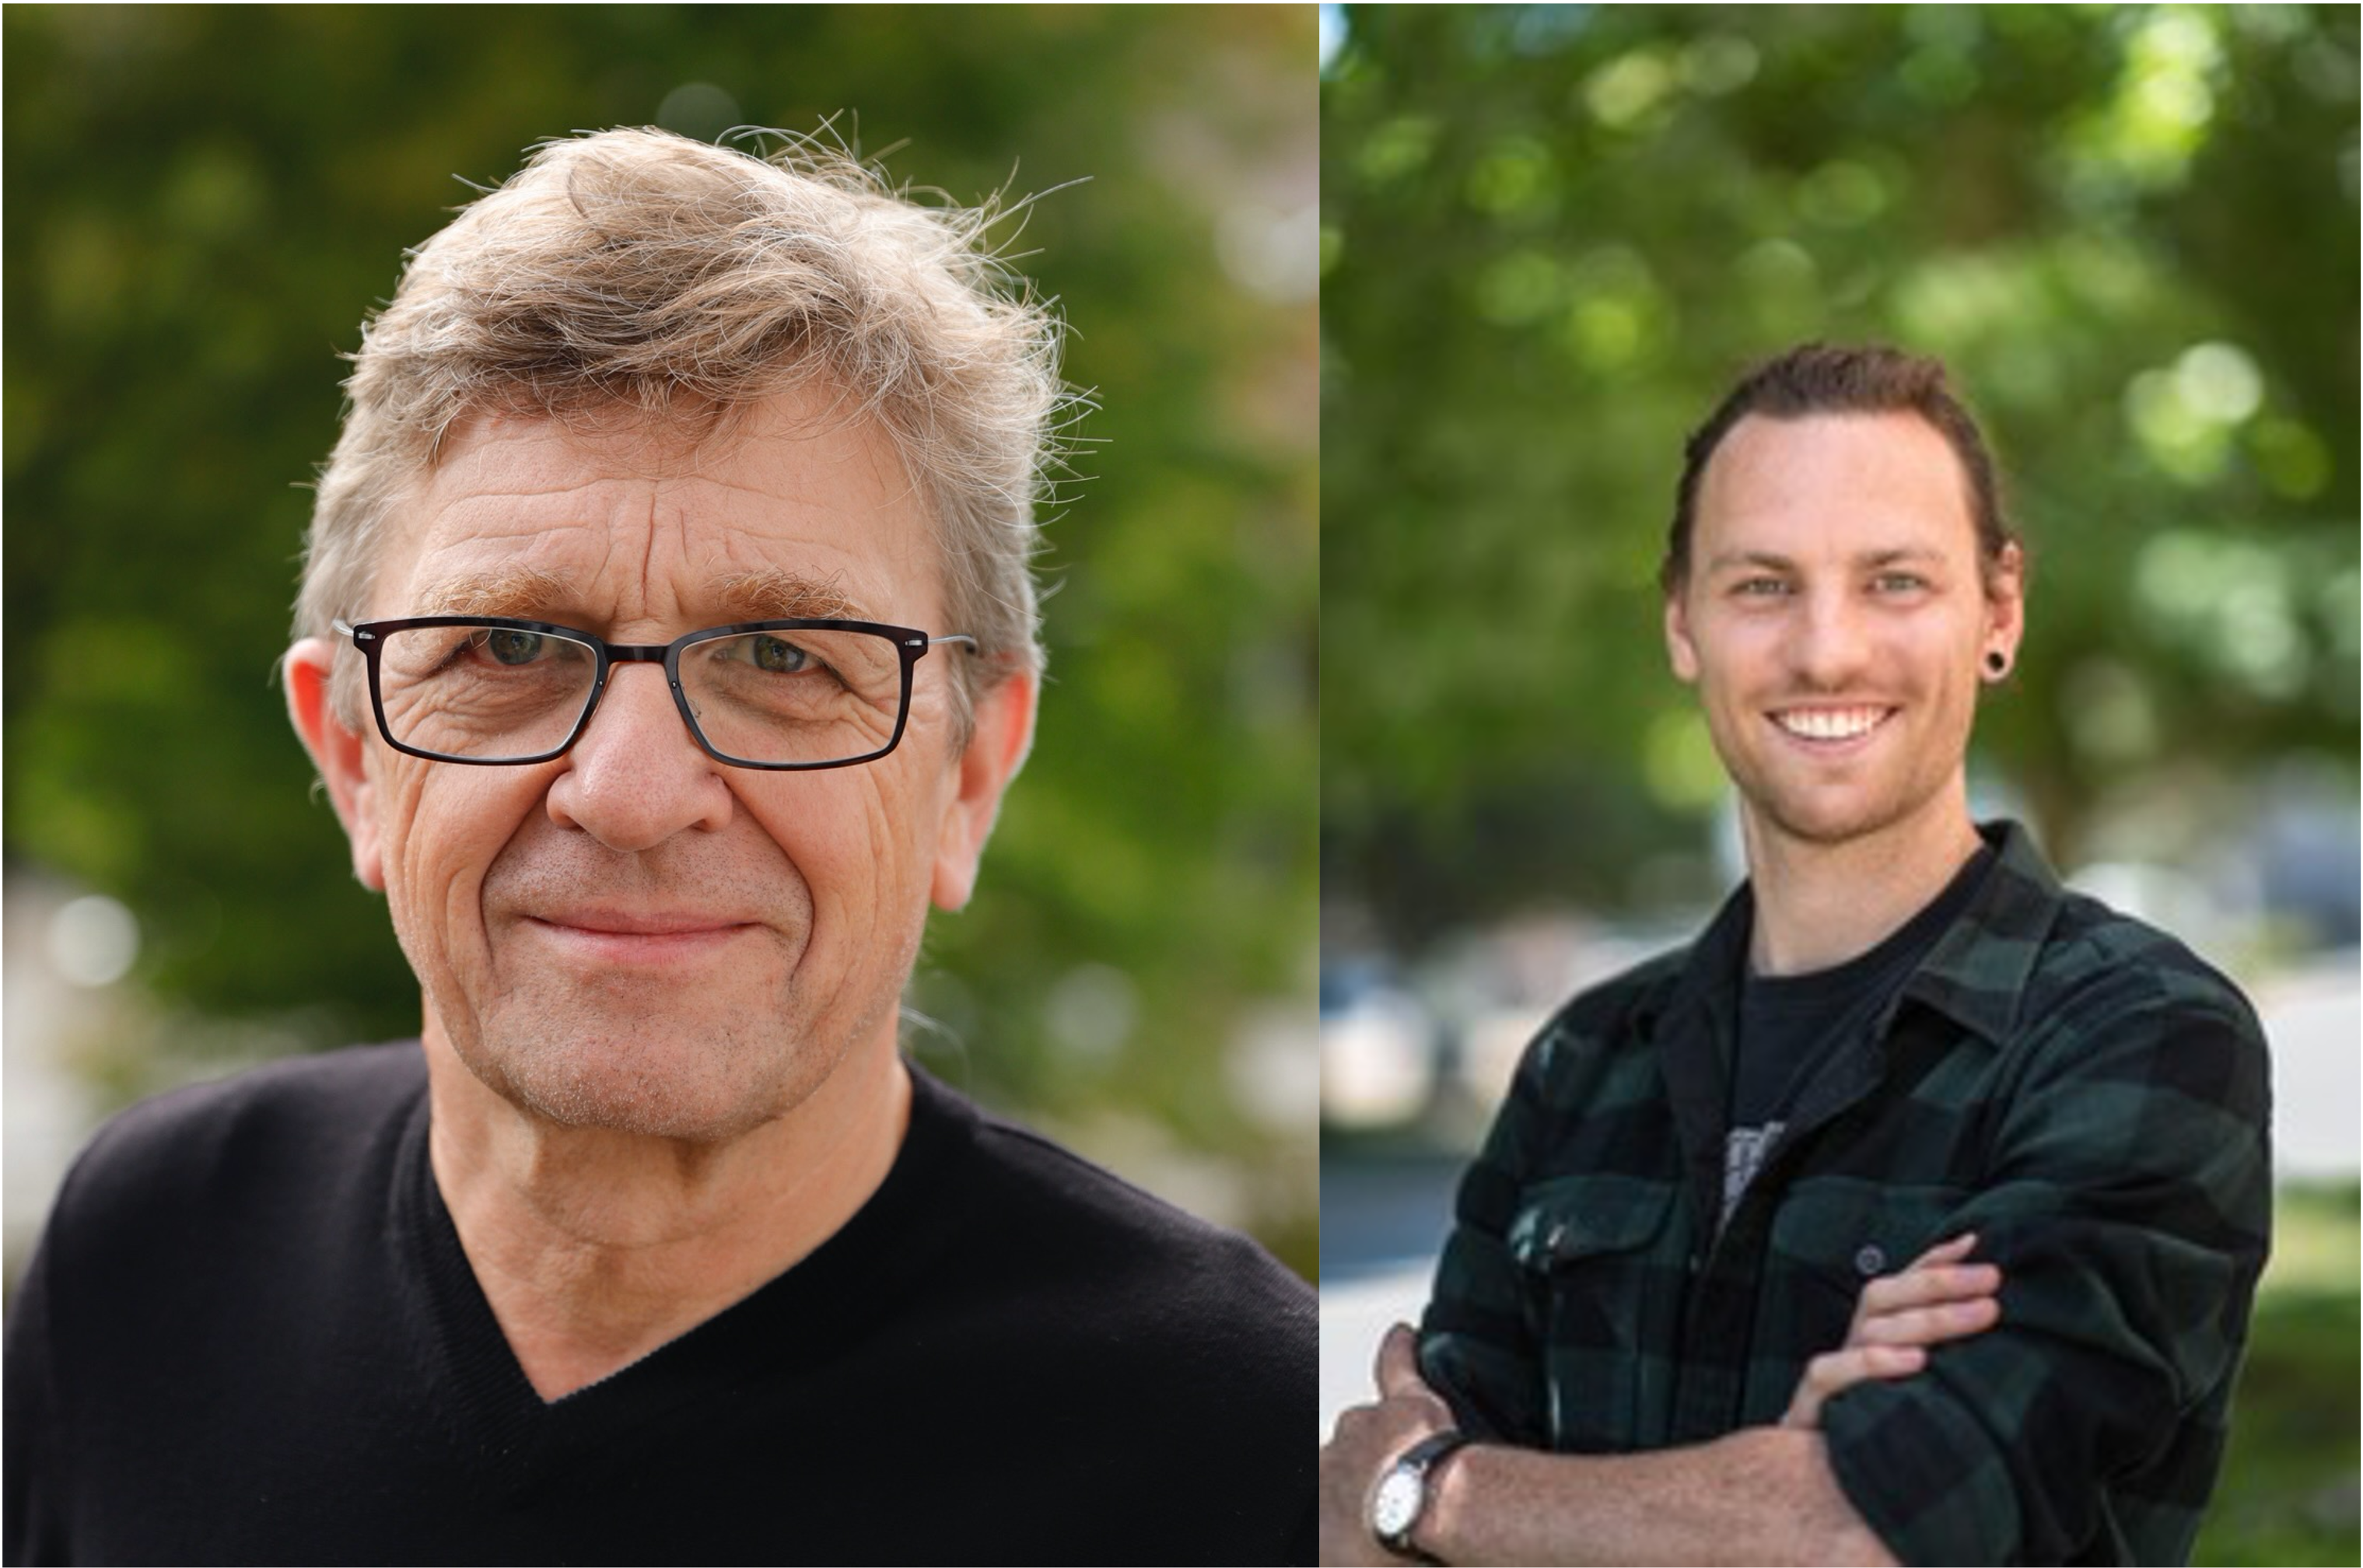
[1783,1344,1926,1429]
[1374,1323,1426,1400]
[1856,1262,2003,1318]
[1907,1232,1979,1269]
[1850,1297,2003,1349]
[1784,1346,1925,1428]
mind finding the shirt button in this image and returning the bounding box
[1854,1243,1887,1277]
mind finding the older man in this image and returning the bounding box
[6,128,1312,1566]
[1320,345,2269,1566]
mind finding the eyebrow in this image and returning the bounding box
[411,566,871,625]
[1704,546,1946,576]
[415,566,575,618]
[705,569,869,623]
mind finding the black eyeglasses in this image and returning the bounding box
[335,616,976,770]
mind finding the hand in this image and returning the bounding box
[1318,1324,1457,1566]
[1784,1233,2002,1428]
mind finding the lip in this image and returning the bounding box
[520,912,759,964]
[536,907,755,936]
[1765,704,1899,753]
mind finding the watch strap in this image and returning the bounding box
[1374,1429,1472,1561]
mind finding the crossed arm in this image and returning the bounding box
[1317,1237,2001,1566]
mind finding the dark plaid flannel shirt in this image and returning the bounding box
[1420,821,2272,1566]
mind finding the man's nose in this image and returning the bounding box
[1790,587,1873,689]
[544,664,733,850]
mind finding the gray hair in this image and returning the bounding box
[297,126,1067,725]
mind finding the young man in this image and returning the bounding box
[1319,344,2270,1566]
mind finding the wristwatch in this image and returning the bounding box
[1369,1430,1470,1562]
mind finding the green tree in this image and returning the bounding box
[1321,3,2358,950]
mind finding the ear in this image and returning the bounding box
[285,639,386,891]
[930,668,1038,912]
[1983,542,2027,662]
[1664,588,1702,684]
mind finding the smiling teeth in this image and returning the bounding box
[1776,707,1889,740]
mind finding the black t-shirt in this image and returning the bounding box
[1722,844,1997,1221]
[5,1045,1315,1566]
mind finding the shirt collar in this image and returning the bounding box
[1664,817,2067,1052]
[1897,818,2069,1047]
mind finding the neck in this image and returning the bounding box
[1739,788,1983,977]
[422,1024,910,1402]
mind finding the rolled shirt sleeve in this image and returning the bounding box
[1821,976,2272,1566]
[1421,1036,1557,1446]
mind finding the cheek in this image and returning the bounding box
[744,774,912,912]
[1695,621,1775,700]
[366,755,429,885]
[789,765,952,921]
[376,765,540,948]
[1923,619,1985,698]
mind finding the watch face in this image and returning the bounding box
[1371,1468,1422,1538]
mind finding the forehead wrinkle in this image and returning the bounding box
[439,477,632,502]
[407,404,923,632]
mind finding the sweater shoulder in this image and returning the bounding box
[968,1099,1315,1312]
[913,1071,1314,1375]
[50,1041,424,1236]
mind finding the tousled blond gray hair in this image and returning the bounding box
[298,126,1066,725]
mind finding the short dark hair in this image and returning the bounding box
[1661,342,2018,594]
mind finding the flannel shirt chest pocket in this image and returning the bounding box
[1508,1174,1683,1453]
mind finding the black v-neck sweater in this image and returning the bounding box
[5,1043,1315,1565]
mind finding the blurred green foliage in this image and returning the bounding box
[2195,1181,2361,1565]
[1321,4,2358,950]
[5,7,1315,1272]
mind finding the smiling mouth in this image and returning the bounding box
[536,915,749,937]
[520,914,758,964]
[1769,705,1897,744]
